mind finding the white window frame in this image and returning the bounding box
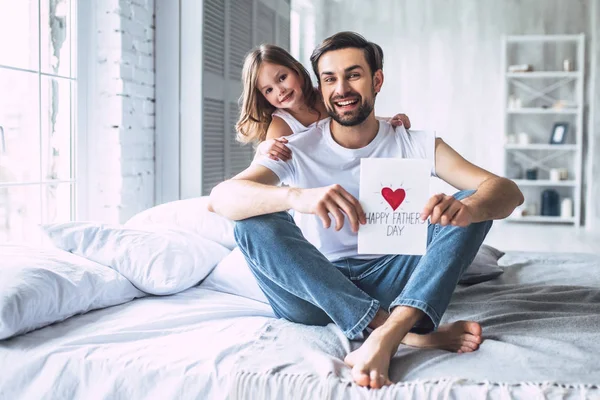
[76,0,93,220]
[0,0,82,240]
[155,0,181,204]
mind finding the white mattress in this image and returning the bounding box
[1,252,600,400]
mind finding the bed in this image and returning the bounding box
[1,250,599,399]
[1,199,599,399]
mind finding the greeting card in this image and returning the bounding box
[357,158,430,255]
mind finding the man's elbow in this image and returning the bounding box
[208,180,246,221]
[208,181,227,215]
[503,177,524,207]
[512,180,525,206]
[516,190,525,207]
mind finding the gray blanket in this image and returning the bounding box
[231,252,600,399]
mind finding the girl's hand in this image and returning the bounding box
[257,137,292,161]
[389,113,411,129]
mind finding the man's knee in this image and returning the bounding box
[471,219,493,238]
[448,218,492,250]
[234,212,292,247]
[450,190,493,233]
[452,189,476,201]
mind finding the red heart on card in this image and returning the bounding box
[381,187,406,211]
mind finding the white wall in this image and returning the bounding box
[589,0,600,231]
[306,0,599,230]
[82,0,156,223]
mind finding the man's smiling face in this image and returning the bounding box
[317,47,383,126]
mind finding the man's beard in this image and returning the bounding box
[326,90,375,127]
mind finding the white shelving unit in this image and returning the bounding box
[507,215,577,224]
[512,179,577,187]
[502,34,585,227]
[504,144,577,150]
[506,72,579,78]
[506,108,578,115]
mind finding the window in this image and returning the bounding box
[0,0,76,242]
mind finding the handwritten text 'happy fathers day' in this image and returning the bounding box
[365,212,426,236]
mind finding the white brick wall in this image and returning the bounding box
[88,0,155,223]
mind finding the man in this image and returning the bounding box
[209,32,523,389]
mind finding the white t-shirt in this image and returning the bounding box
[271,109,319,133]
[254,118,436,262]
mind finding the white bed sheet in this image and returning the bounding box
[0,288,274,400]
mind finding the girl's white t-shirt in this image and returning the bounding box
[271,109,319,134]
[256,113,435,262]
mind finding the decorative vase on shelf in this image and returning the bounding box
[541,189,560,217]
[525,168,538,180]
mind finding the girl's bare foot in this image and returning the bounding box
[401,320,482,353]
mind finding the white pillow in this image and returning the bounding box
[0,244,143,340]
[202,247,268,303]
[125,197,236,250]
[43,222,231,295]
[201,245,505,303]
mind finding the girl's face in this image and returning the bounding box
[256,62,304,110]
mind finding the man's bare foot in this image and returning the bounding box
[401,320,482,353]
[344,327,396,389]
[345,320,482,388]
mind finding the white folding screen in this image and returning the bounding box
[256,3,276,45]
[229,0,253,81]
[185,0,291,197]
[278,15,291,50]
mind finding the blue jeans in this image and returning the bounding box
[234,190,492,340]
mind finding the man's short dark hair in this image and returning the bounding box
[310,31,384,79]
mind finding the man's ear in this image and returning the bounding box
[373,69,384,93]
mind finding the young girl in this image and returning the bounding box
[235,44,410,161]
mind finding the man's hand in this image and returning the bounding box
[420,193,474,227]
[289,185,367,233]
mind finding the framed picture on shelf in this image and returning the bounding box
[549,122,569,144]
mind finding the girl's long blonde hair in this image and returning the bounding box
[236,44,319,145]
